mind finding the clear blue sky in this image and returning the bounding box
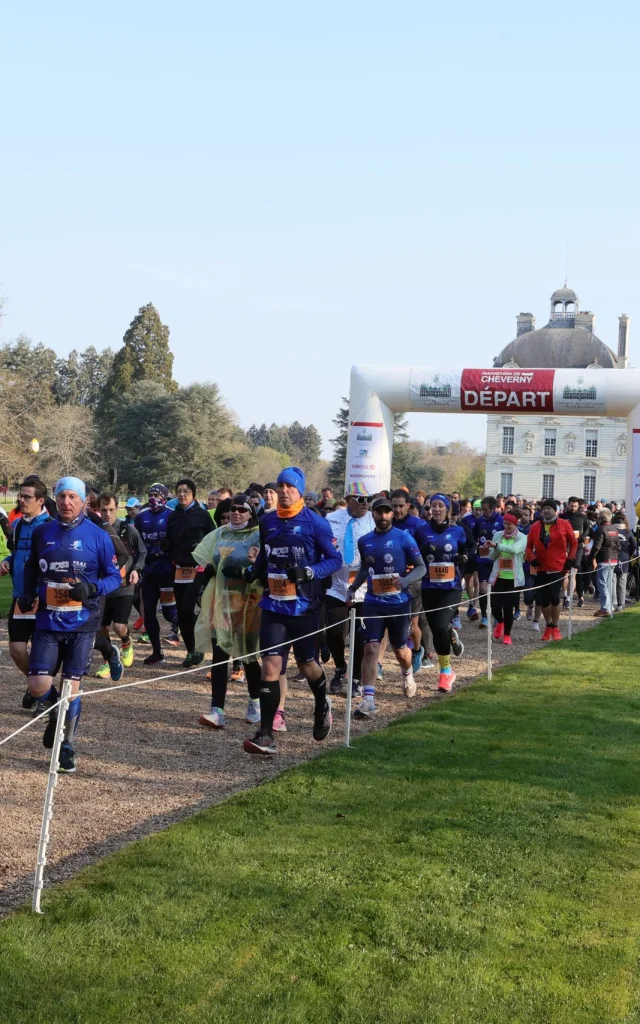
[2,1,638,457]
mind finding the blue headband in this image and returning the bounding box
[277,466,306,494]
[54,476,86,501]
[430,493,451,511]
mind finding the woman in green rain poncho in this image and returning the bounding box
[193,494,263,729]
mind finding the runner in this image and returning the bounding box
[166,477,214,668]
[560,496,590,608]
[487,511,527,645]
[17,476,122,773]
[94,492,146,674]
[346,496,426,717]
[123,497,141,526]
[391,489,427,673]
[612,511,636,610]
[242,466,341,755]
[135,483,180,665]
[0,476,51,708]
[325,483,374,697]
[473,496,504,628]
[591,508,621,617]
[262,483,278,515]
[193,494,262,728]
[462,499,480,622]
[415,494,471,692]
[524,499,577,641]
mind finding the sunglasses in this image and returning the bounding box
[348,495,369,504]
[230,505,251,514]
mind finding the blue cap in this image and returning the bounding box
[125,497,141,509]
[54,476,86,501]
[277,466,306,495]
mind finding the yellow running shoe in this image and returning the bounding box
[95,662,110,679]
[121,644,134,668]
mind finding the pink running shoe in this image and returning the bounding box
[551,627,562,641]
[503,635,512,646]
[438,670,455,693]
[493,622,504,640]
[272,710,287,732]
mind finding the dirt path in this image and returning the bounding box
[0,604,604,916]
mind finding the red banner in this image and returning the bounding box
[460,369,555,412]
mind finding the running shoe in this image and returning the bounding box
[320,645,332,664]
[588,584,596,595]
[329,667,347,695]
[181,651,204,669]
[451,615,462,630]
[243,731,277,755]
[230,664,246,682]
[466,606,475,620]
[411,646,424,675]
[313,697,332,741]
[531,620,540,632]
[58,742,76,774]
[293,671,306,683]
[402,671,417,698]
[121,643,134,668]
[21,689,37,711]
[438,670,455,693]
[200,706,225,729]
[551,627,562,641]
[351,679,363,698]
[272,710,287,732]
[354,696,378,719]
[479,617,488,629]
[245,698,261,725]
[137,632,151,645]
[42,713,58,750]
[450,628,464,657]
[493,622,504,641]
[421,654,435,669]
[503,635,513,646]
[563,597,571,610]
[109,646,124,682]
[541,626,553,642]
[577,597,584,608]
[513,609,521,621]
[133,616,144,631]
[95,661,110,679]
[469,609,480,622]
[377,663,383,681]
[526,607,534,621]
[143,652,165,666]
[164,629,181,648]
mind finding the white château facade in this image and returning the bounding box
[484,287,630,502]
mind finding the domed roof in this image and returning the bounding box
[550,286,579,303]
[494,327,618,369]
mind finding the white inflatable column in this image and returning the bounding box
[627,402,640,528]
[345,366,394,494]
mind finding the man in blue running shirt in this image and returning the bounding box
[391,487,427,672]
[242,467,342,755]
[18,476,122,773]
[346,496,426,719]
[473,496,504,628]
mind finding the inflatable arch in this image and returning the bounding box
[346,365,640,522]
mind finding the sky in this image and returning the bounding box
[2,1,639,458]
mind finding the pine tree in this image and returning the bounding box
[99,303,176,415]
[328,398,349,490]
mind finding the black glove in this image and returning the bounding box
[458,553,468,569]
[203,564,216,582]
[222,563,244,580]
[17,595,36,614]
[69,580,97,602]
[563,559,573,572]
[530,559,539,568]
[243,566,256,583]
[286,565,314,585]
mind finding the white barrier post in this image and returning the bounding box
[344,606,356,747]
[486,584,492,680]
[568,569,576,639]
[32,678,72,914]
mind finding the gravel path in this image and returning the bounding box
[0,603,605,916]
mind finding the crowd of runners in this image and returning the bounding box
[1,471,636,773]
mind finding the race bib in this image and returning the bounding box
[13,598,38,620]
[428,562,455,582]
[159,587,176,607]
[348,569,358,585]
[371,573,401,596]
[268,573,297,600]
[175,566,197,584]
[45,583,82,612]
[479,543,490,557]
[574,530,580,539]
[499,557,513,571]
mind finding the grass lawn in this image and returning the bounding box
[2,611,640,1022]
[0,573,12,616]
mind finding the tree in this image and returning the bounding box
[0,368,39,482]
[328,398,349,490]
[392,439,444,492]
[35,405,98,480]
[99,303,176,415]
[0,334,58,407]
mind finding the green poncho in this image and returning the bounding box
[193,524,262,659]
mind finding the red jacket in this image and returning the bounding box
[525,517,578,572]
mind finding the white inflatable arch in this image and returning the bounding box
[346,365,640,520]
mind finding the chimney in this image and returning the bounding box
[618,314,630,368]
[575,311,595,333]
[516,312,535,336]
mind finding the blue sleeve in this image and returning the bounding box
[403,531,422,565]
[95,531,123,597]
[309,517,343,579]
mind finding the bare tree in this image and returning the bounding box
[35,405,99,481]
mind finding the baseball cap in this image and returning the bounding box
[125,497,141,509]
[372,496,393,512]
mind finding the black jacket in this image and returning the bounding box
[166,503,215,567]
[591,522,622,564]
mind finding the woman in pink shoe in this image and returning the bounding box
[488,512,527,646]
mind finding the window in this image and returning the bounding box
[502,426,514,455]
[585,429,598,458]
[544,428,557,456]
[583,473,596,503]
[500,472,513,495]
[542,474,555,499]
